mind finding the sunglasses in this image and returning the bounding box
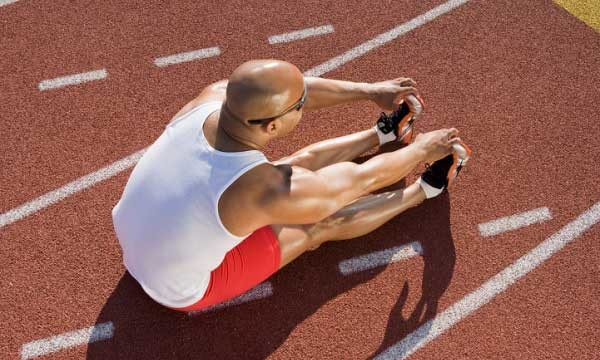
[247,83,307,125]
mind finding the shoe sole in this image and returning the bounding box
[398,125,414,145]
[397,94,426,145]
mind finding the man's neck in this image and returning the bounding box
[212,111,264,152]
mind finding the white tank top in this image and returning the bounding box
[111,101,270,308]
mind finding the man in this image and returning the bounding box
[111,59,470,312]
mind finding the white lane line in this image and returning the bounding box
[38,69,108,91]
[0,149,145,228]
[304,0,470,76]
[268,24,334,45]
[20,322,114,360]
[188,281,273,315]
[154,47,221,67]
[478,207,553,237]
[2,1,468,227]
[375,201,600,360]
[339,242,423,275]
[0,0,19,7]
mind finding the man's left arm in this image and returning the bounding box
[303,76,416,111]
[273,76,420,170]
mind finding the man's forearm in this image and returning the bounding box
[303,77,374,110]
[359,143,426,194]
[290,128,380,171]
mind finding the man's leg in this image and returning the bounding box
[271,181,426,270]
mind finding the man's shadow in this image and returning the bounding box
[368,194,455,359]
[88,144,456,359]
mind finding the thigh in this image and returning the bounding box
[270,192,386,268]
[271,220,337,270]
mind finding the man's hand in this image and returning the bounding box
[370,78,418,111]
[413,128,461,163]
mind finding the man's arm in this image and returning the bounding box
[273,77,418,170]
[303,76,416,111]
[261,144,425,224]
[303,77,375,110]
[273,128,380,171]
[259,129,459,225]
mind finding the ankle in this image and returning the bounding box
[416,177,444,199]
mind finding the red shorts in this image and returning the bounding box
[173,225,281,312]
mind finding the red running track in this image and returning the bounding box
[1,0,599,359]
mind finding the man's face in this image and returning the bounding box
[280,106,303,136]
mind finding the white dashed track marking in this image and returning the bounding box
[188,281,273,315]
[304,0,470,77]
[268,24,334,44]
[0,149,146,228]
[153,46,221,67]
[20,322,114,360]
[478,207,552,237]
[0,0,19,7]
[38,69,108,91]
[375,201,600,360]
[339,242,423,275]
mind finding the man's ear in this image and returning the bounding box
[265,119,281,135]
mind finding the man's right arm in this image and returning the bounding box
[260,142,425,225]
[259,128,459,225]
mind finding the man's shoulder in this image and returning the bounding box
[168,80,226,125]
[218,162,284,234]
[230,162,297,203]
[238,162,285,191]
[225,162,314,209]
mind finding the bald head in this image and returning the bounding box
[225,60,304,122]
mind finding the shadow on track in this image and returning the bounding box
[368,193,455,359]
[88,146,455,360]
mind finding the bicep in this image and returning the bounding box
[271,152,315,169]
[262,163,369,224]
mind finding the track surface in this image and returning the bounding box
[2,0,599,359]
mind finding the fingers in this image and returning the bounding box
[446,128,459,138]
[395,87,419,104]
[401,86,417,95]
[395,77,417,86]
[391,87,418,107]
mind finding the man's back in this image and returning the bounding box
[112,101,269,308]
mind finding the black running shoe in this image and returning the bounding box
[420,141,472,197]
[376,94,425,145]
